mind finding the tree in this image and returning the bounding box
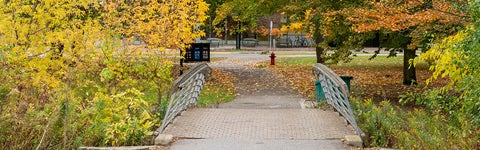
[279,0,467,84]
[205,0,227,38]
[103,0,208,50]
[339,0,468,85]
[213,0,287,49]
[278,0,365,63]
[213,0,259,49]
[102,0,208,105]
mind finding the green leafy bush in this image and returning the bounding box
[353,98,478,149]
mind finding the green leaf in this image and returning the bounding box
[100,68,115,82]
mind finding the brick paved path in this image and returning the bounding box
[164,53,355,150]
[164,109,352,140]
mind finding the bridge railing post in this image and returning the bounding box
[312,63,364,137]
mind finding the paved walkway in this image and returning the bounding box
[164,53,355,150]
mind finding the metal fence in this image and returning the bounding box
[156,63,211,134]
[312,63,364,136]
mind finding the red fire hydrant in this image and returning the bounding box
[269,52,276,65]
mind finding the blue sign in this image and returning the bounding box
[194,47,201,60]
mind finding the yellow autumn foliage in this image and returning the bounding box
[0,0,208,148]
[415,29,469,86]
[280,9,313,35]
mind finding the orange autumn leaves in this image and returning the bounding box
[330,0,467,33]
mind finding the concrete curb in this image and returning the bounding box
[154,134,173,146]
[344,135,363,148]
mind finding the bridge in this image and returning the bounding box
[155,53,363,150]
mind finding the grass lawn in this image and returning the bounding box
[274,56,429,69]
[198,84,235,107]
[197,69,235,107]
[274,51,316,57]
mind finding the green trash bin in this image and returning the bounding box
[340,76,354,92]
[315,80,326,102]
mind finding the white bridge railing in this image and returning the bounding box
[312,63,363,136]
[155,63,211,134]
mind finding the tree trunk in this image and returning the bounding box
[315,44,324,63]
[314,27,325,64]
[224,20,228,45]
[236,22,241,50]
[209,17,212,38]
[403,49,417,85]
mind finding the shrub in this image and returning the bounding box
[0,0,207,148]
[352,98,478,149]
